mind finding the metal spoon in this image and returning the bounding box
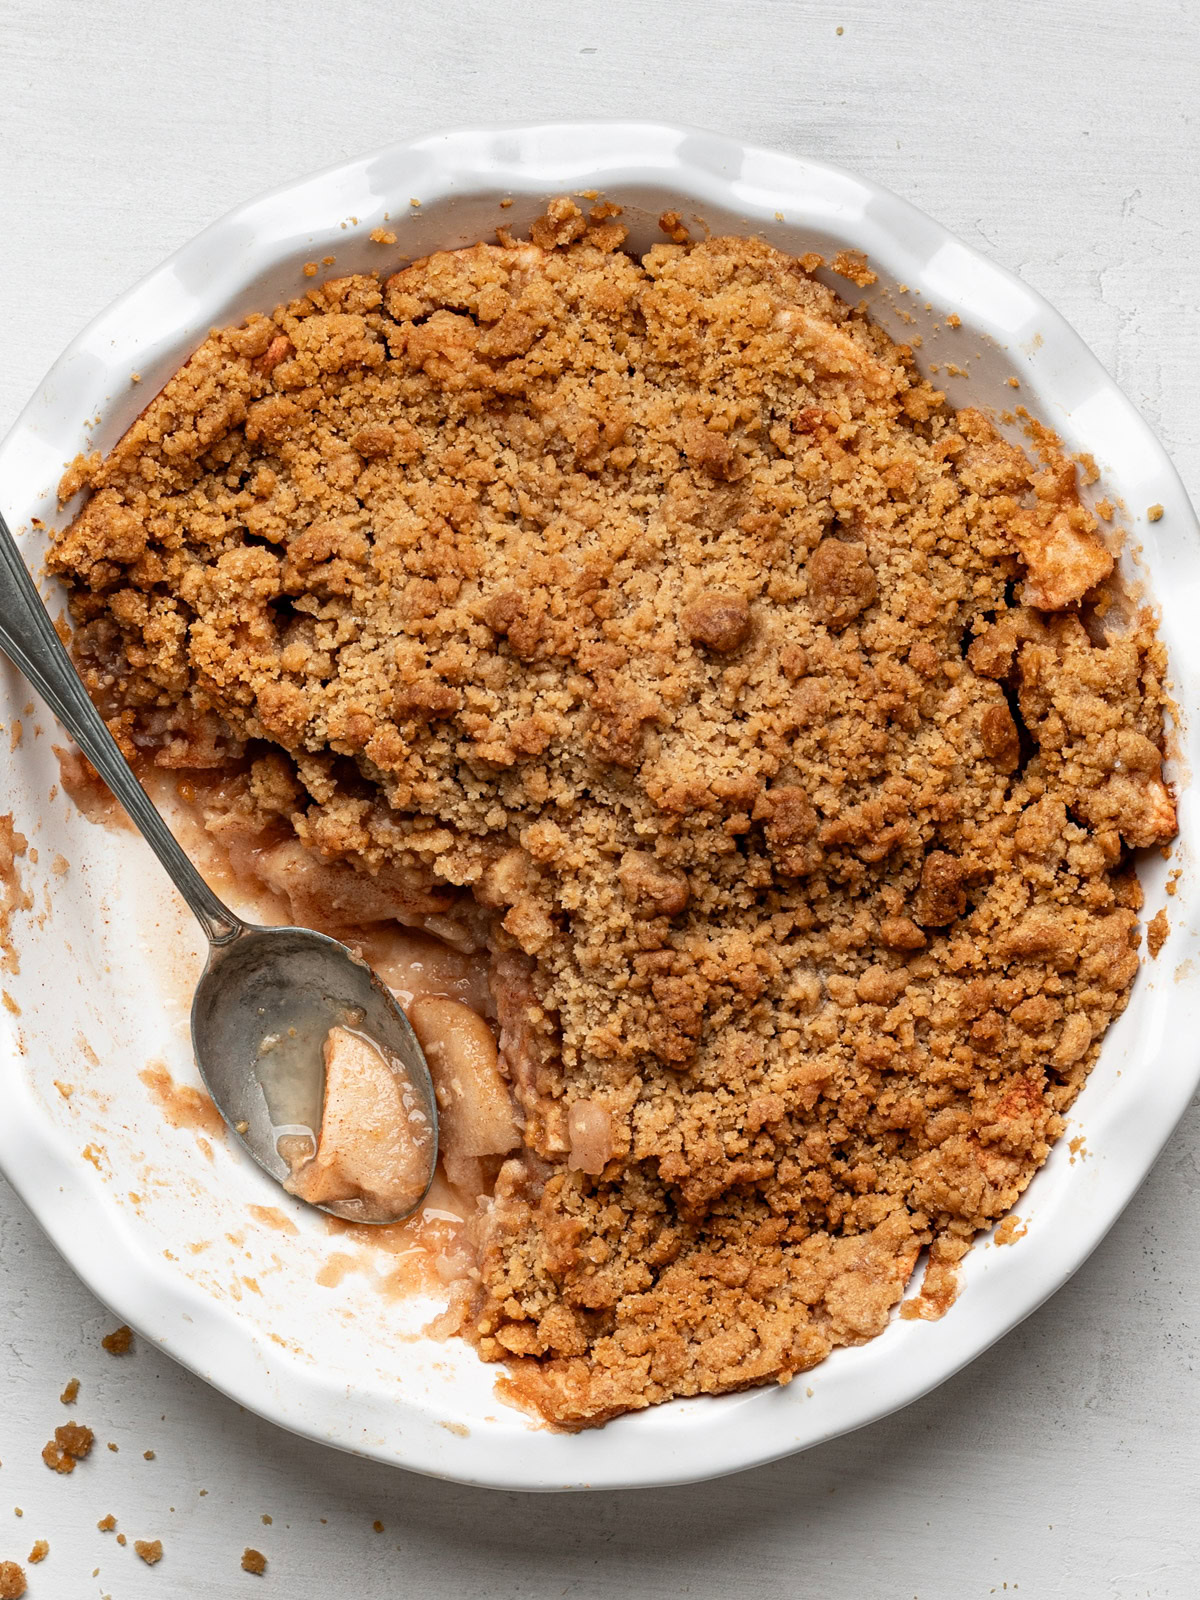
[0,509,438,1223]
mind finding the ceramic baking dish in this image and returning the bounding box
[0,122,1195,1490]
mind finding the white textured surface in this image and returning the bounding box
[1,0,1198,1591]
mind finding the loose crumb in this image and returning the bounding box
[302,263,318,278]
[242,1548,267,1575]
[260,1514,272,1525]
[59,1378,79,1405]
[106,1443,118,1453]
[1007,375,1020,387]
[994,1214,1028,1245]
[41,1423,94,1474]
[1147,503,1164,522]
[1147,907,1169,958]
[830,249,876,287]
[134,1539,163,1566]
[945,312,961,328]
[372,1521,384,1534]
[116,1534,127,1547]
[0,1561,25,1598]
[370,228,398,246]
[97,1515,116,1533]
[25,1544,46,1566]
[143,1450,156,1461]
[101,1325,133,1356]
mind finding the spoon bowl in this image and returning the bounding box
[192,924,439,1222]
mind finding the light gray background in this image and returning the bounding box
[2,1,1198,1594]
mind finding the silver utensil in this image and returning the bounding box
[0,509,438,1223]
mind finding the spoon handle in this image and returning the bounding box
[0,509,242,947]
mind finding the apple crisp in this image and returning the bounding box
[49,199,1174,1429]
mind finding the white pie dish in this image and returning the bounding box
[0,120,1196,1491]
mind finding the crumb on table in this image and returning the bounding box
[0,1561,25,1598]
[59,1378,79,1405]
[241,1548,267,1575]
[25,1543,46,1566]
[134,1539,163,1566]
[101,1325,133,1356]
[41,1423,94,1474]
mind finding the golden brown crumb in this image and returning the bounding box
[369,227,398,246]
[41,1423,94,1474]
[106,1443,118,1454]
[1147,908,1169,958]
[116,1534,126,1547]
[1147,503,1164,522]
[143,1450,156,1460]
[25,1543,46,1566]
[372,1521,384,1534]
[260,1515,272,1525]
[48,199,1175,1431]
[97,1515,116,1532]
[658,209,689,243]
[831,248,876,287]
[241,1548,267,1575]
[994,1213,1028,1245]
[0,1561,25,1598]
[58,1379,79,1405]
[134,1539,162,1566]
[945,312,961,328]
[101,1325,133,1356]
[303,263,318,278]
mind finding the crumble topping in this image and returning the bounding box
[49,200,1174,1429]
